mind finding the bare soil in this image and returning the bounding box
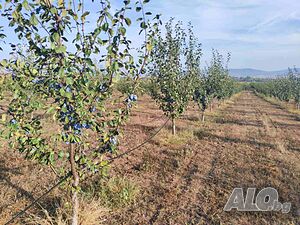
[0,91,299,225]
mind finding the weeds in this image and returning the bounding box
[157,129,195,148]
[134,152,158,172]
[91,176,140,209]
[25,197,107,225]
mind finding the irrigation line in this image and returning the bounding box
[4,117,170,225]
[143,114,165,125]
[109,118,170,162]
[4,172,72,225]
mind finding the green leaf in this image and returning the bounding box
[66,77,74,85]
[59,88,65,96]
[65,92,72,99]
[55,46,66,53]
[30,14,38,26]
[140,22,147,29]
[108,28,114,36]
[47,107,55,114]
[124,0,130,5]
[82,11,90,17]
[0,59,8,67]
[50,7,57,14]
[22,0,30,10]
[102,23,109,32]
[125,18,131,26]
[81,11,90,20]
[58,150,64,159]
[53,32,60,43]
[62,9,68,17]
[119,27,126,36]
[146,43,153,52]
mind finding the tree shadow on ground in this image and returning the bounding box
[273,122,300,129]
[0,159,63,222]
[194,130,275,149]
[215,118,262,127]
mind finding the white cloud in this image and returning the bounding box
[0,0,299,70]
[142,0,300,70]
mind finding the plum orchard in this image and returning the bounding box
[251,68,300,109]
[149,20,199,135]
[0,0,160,224]
[193,50,237,122]
[149,21,238,128]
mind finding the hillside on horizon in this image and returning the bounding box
[229,68,299,78]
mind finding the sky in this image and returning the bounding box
[144,0,300,70]
[0,0,299,71]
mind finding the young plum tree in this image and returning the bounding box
[193,50,233,121]
[0,0,159,223]
[150,19,197,135]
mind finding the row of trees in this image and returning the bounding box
[149,19,239,134]
[0,4,239,224]
[251,68,300,109]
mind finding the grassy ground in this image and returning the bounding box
[256,93,300,117]
[0,92,300,224]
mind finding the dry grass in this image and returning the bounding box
[1,92,300,224]
[83,175,140,209]
[24,197,108,225]
[258,94,300,116]
[154,129,195,148]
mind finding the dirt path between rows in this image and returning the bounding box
[0,92,299,224]
[109,91,300,224]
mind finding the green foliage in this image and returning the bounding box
[139,78,155,96]
[193,50,236,113]
[0,26,5,51]
[0,1,160,222]
[116,77,152,97]
[0,3,160,222]
[0,2,5,52]
[149,19,198,120]
[251,68,300,108]
[91,176,139,209]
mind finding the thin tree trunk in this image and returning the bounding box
[202,111,205,122]
[70,143,79,225]
[172,117,176,135]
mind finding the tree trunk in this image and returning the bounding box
[202,112,205,122]
[172,117,176,135]
[70,143,79,225]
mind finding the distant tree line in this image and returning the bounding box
[251,68,300,109]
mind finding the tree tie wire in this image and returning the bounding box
[4,117,170,225]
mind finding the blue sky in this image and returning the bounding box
[1,0,299,70]
[145,0,300,70]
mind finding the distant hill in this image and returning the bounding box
[229,68,299,78]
